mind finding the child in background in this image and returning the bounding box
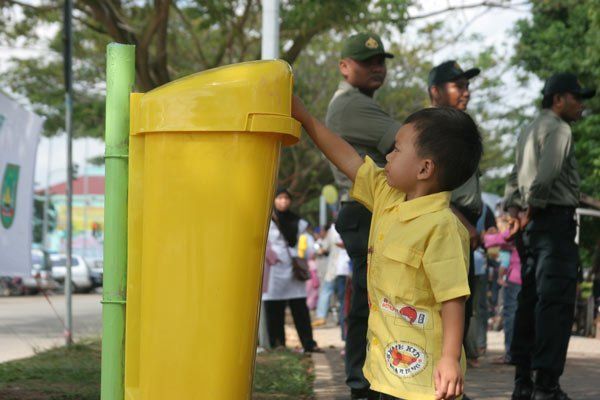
[293,96,482,400]
[484,215,521,364]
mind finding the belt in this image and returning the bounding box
[535,204,576,215]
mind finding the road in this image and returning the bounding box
[0,293,103,363]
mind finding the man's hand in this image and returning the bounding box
[506,217,520,240]
[434,356,464,400]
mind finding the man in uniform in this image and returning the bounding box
[428,61,483,377]
[505,73,595,400]
[325,32,400,400]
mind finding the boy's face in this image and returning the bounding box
[431,78,471,111]
[385,124,427,193]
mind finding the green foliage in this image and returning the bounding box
[253,349,314,399]
[0,341,101,400]
[513,0,600,264]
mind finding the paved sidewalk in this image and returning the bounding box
[304,320,600,399]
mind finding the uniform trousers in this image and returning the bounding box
[510,208,578,380]
[336,201,372,392]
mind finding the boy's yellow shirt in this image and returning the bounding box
[351,157,470,400]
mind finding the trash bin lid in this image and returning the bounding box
[130,60,301,146]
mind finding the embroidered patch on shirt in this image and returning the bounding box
[381,297,428,327]
[385,341,427,378]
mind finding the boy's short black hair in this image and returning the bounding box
[404,107,482,192]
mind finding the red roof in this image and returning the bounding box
[36,176,105,196]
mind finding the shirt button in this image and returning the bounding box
[378,233,384,241]
[372,338,379,346]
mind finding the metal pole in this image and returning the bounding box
[257,0,280,350]
[261,0,280,59]
[63,0,74,346]
[101,43,135,400]
[83,138,89,257]
[42,138,51,250]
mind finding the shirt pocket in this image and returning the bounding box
[375,245,422,301]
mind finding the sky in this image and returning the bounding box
[0,0,539,189]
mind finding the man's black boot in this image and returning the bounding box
[531,386,572,400]
[532,370,571,400]
[350,388,379,400]
[511,379,533,400]
[511,365,533,400]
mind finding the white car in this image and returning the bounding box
[22,249,59,295]
[50,254,93,293]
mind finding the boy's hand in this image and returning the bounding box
[434,356,463,400]
[291,95,310,127]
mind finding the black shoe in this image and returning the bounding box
[350,388,379,400]
[532,385,572,400]
[511,380,533,400]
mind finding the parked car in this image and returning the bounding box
[22,249,59,295]
[88,258,103,288]
[50,254,93,293]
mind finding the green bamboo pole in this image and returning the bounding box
[101,43,135,400]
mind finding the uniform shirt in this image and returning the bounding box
[351,157,470,400]
[451,172,482,225]
[505,109,580,209]
[325,81,402,200]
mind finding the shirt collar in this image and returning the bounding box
[337,80,355,93]
[385,191,452,222]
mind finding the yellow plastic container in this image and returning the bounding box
[124,60,300,400]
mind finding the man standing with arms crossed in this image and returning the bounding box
[505,73,595,400]
[325,32,400,400]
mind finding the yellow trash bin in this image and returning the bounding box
[124,60,301,400]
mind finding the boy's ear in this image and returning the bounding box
[417,158,435,181]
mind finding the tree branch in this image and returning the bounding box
[210,0,253,68]
[171,1,208,67]
[2,0,58,12]
[408,1,530,20]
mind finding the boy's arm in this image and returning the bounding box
[292,95,364,182]
[435,297,465,400]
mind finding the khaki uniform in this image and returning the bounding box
[451,172,482,225]
[505,109,580,209]
[352,157,470,400]
[326,81,401,200]
[507,108,580,380]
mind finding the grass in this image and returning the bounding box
[0,341,313,400]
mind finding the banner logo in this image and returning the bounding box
[1,163,20,229]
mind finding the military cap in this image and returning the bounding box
[428,60,480,87]
[341,33,394,61]
[542,72,596,99]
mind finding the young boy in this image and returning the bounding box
[292,96,482,400]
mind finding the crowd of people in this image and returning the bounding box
[258,31,596,400]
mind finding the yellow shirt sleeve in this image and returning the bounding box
[350,156,389,211]
[421,216,471,303]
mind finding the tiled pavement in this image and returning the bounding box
[284,321,600,399]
